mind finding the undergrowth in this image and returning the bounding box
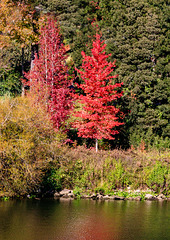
[0,97,169,198]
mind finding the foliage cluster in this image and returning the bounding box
[73,33,124,151]
[0,97,169,198]
[24,16,73,132]
[0,96,59,197]
[0,69,22,97]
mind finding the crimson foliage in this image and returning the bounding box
[24,16,73,131]
[74,34,124,143]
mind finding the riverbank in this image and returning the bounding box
[52,189,170,202]
[1,146,170,200]
[2,189,170,202]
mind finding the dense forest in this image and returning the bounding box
[0,0,169,198]
[0,0,169,149]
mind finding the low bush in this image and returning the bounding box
[0,96,58,196]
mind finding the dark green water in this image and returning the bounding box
[0,199,169,240]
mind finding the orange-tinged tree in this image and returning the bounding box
[0,0,40,95]
[0,0,39,49]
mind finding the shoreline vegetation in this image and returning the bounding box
[0,1,169,203]
[0,97,169,201]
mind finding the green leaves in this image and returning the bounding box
[0,69,22,97]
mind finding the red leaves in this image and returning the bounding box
[23,16,73,132]
[73,33,124,140]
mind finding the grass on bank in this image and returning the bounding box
[0,96,169,198]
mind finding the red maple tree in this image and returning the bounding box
[73,34,124,151]
[24,16,73,131]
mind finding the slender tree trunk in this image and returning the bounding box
[31,44,38,70]
[96,138,98,152]
[30,44,38,92]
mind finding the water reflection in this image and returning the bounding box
[0,199,169,240]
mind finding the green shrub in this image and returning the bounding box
[42,168,63,192]
[103,159,129,189]
[0,69,22,97]
[0,96,57,196]
[145,161,168,193]
[73,187,82,199]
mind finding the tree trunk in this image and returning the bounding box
[96,138,98,152]
[30,44,39,92]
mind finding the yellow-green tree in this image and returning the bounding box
[0,0,39,48]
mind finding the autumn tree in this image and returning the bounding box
[0,0,40,95]
[73,34,124,152]
[24,16,73,132]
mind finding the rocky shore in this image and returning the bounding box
[52,189,170,201]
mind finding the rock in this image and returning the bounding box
[62,194,70,198]
[81,194,91,199]
[127,197,135,200]
[96,194,103,200]
[54,192,60,198]
[103,195,110,200]
[90,194,97,200]
[157,197,164,201]
[109,196,116,200]
[68,193,74,198]
[134,196,142,201]
[157,194,166,199]
[145,194,155,200]
[114,196,125,200]
[59,189,71,196]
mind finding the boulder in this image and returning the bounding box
[96,194,103,200]
[59,189,71,197]
[109,196,116,200]
[90,194,97,200]
[114,196,125,200]
[103,195,110,200]
[145,194,156,200]
[54,192,60,199]
[62,194,70,198]
[68,193,74,198]
[157,194,166,200]
[127,197,135,201]
[134,196,142,201]
[81,194,91,199]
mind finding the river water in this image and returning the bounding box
[0,199,169,240]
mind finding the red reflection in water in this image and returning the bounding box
[70,211,119,240]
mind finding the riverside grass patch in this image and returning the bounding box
[41,146,170,196]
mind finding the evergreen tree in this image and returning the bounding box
[100,0,169,147]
